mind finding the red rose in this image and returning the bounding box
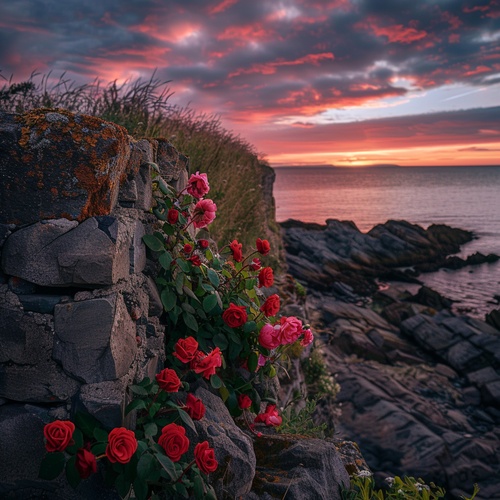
[183,243,193,254]
[194,441,218,474]
[238,394,252,410]
[156,368,182,392]
[173,337,199,363]
[256,238,270,256]
[254,404,282,427]
[185,393,206,420]
[250,258,261,271]
[75,448,97,479]
[158,423,190,462]
[43,420,75,452]
[105,428,137,464]
[278,316,303,344]
[222,303,248,328]
[189,255,202,266]
[258,267,274,288]
[198,239,210,249]
[229,239,243,262]
[167,208,179,225]
[192,347,222,379]
[260,294,280,317]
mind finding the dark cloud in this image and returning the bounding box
[1,0,499,163]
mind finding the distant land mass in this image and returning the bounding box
[274,163,402,169]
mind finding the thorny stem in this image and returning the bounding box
[176,459,196,483]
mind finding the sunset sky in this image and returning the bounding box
[1,0,500,166]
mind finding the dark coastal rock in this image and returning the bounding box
[281,219,474,294]
[406,285,453,310]
[250,434,349,500]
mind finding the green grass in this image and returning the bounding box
[0,71,282,265]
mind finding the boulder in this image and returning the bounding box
[0,109,130,225]
[53,293,137,384]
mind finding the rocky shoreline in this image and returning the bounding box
[281,219,500,499]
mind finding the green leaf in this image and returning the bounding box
[65,455,81,489]
[163,223,175,235]
[183,312,199,332]
[213,333,228,350]
[177,259,191,273]
[219,386,230,402]
[39,452,65,480]
[177,408,197,433]
[159,251,173,270]
[115,474,132,498]
[183,285,200,302]
[168,308,179,326]
[65,427,84,455]
[91,442,106,455]
[125,398,147,415]
[245,279,257,290]
[74,411,100,438]
[161,289,177,312]
[203,294,218,313]
[175,272,185,295]
[144,422,158,439]
[194,475,204,499]
[133,477,149,500]
[137,452,155,480]
[142,234,164,252]
[243,321,257,334]
[228,341,243,360]
[149,402,161,418]
[181,302,196,314]
[174,482,190,498]
[93,427,108,443]
[201,283,214,292]
[207,269,220,287]
[248,351,259,373]
[210,374,223,389]
[129,384,149,396]
[155,453,177,481]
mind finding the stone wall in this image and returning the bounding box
[0,109,188,497]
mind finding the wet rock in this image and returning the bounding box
[408,285,453,310]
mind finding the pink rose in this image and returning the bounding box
[300,329,314,347]
[254,404,282,427]
[278,316,303,345]
[191,199,217,229]
[258,323,281,350]
[187,171,210,199]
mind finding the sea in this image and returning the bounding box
[273,165,500,319]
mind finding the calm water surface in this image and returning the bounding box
[274,166,500,317]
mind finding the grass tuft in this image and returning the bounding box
[0,71,281,263]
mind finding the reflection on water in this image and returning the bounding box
[274,166,500,318]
